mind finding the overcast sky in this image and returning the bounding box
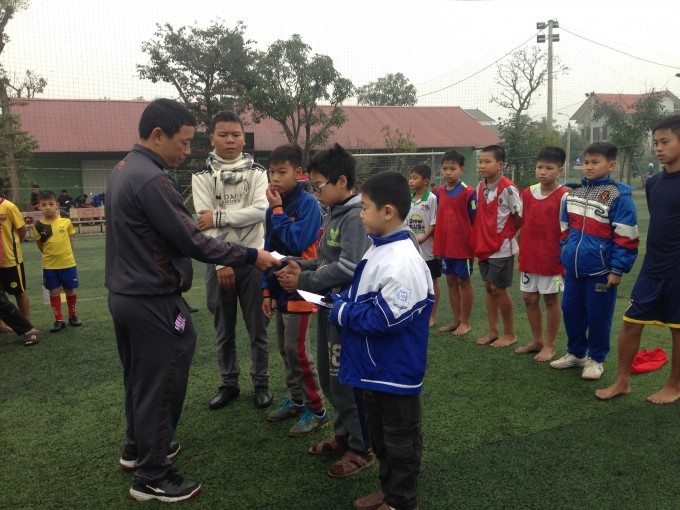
[2,0,679,125]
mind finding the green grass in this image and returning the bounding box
[1,194,678,509]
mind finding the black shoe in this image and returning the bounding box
[119,441,181,472]
[129,469,201,502]
[68,316,82,327]
[208,386,240,410]
[50,320,66,332]
[188,305,199,313]
[254,386,273,408]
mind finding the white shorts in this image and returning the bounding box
[520,272,563,294]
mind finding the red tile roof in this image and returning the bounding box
[11,99,499,153]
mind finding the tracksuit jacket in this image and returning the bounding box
[331,227,434,396]
[560,175,639,278]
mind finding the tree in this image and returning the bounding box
[6,69,46,97]
[246,34,354,164]
[593,91,666,184]
[492,46,567,182]
[137,19,256,143]
[1,0,41,203]
[356,72,417,106]
[499,115,560,188]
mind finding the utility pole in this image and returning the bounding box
[537,19,560,131]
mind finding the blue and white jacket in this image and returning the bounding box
[560,176,639,278]
[330,227,434,396]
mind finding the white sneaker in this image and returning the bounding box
[582,358,604,380]
[550,353,586,369]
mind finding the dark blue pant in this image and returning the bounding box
[364,390,422,510]
[109,292,196,484]
[561,273,617,363]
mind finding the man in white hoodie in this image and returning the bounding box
[192,111,272,409]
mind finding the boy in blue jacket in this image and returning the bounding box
[331,171,434,510]
[551,142,639,381]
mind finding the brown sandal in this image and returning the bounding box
[24,329,40,347]
[308,436,347,456]
[327,450,376,478]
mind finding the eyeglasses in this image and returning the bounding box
[310,181,332,194]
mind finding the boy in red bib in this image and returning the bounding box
[470,145,522,348]
[515,147,569,361]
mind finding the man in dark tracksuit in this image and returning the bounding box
[105,99,278,503]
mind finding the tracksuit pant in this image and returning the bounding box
[0,288,33,335]
[109,292,195,484]
[561,272,618,363]
[275,311,324,411]
[205,264,270,388]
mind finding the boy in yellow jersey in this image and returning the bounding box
[33,190,83,332]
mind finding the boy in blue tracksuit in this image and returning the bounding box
[331,171,434,510]
[262,144,327,435]
[551,142,639,381]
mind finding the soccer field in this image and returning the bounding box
[2,194,679,509]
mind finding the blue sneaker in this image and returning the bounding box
[288,410,329,437]
[266,397,305,422]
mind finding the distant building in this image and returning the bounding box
[464,108,499,136]
[571,90,680,143]
[11,99,500,206]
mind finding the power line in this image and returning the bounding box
[416,32,540,98]
[561,26,679,70]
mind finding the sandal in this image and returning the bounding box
[327,450,376,478]
[308,435,347,456]
[24,329,40,347]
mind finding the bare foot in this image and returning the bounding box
[429,316,437,328]
[452,323,471,336]
[646,385,680,404]
[534,346,556,362]
[438,321,460,333]
[491,335,517,348]
[514,341,543,355]
[595,381,631,400]
[476,332,498,345]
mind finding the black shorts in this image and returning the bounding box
[478,256,514,288]
[0,263,27,295]
[426,259,441,279]
[624,275,680,329]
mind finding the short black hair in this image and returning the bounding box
[410,163,432,180]
[139,98,197,140]
[38,190,56,201]
[441,149,465,167]
[361,171,411,221]
[480,144,505,163]
[307,143,356,190]
[269,144,303,168]
[584,142,617,161]
[209,110,244,133]
[653,115,680,139]
[536,146,566,166]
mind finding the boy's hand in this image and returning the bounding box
[607,273,622,287]
[216,267,236,292]
[266,186,282,208]
[262,297,277,318]
[276,260,301,292]
[197,209,215,230]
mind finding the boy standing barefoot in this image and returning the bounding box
[432,150,477,336]
[470,145,521,348]
[515,147,568,361]
[596,116,680,402]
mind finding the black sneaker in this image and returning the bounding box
[208,386,240,410]
[119,441,181,471]
[50,320,66,332]
[254,386,273,408]
[129,470,201,502]
[68,316,83,327]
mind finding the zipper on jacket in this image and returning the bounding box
[572,183,590,278]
